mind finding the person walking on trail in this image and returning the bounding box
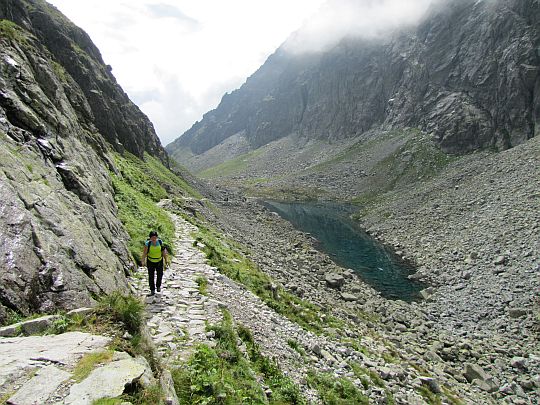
[142,231,169,296]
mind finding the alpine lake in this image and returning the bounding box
[263,201,426,302]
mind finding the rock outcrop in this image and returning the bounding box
[168,0,539,161]
[0,0,169,321]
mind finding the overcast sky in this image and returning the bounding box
[47,0,437,146]
[47,0,326,146]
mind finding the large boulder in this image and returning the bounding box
[325,273,345,289]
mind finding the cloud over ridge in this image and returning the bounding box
[284,0,440,53]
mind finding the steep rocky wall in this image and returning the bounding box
[0,0,168,162]
[169,0,539,157]
[0,1,169,322]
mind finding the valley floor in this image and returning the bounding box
[177,134,540,403]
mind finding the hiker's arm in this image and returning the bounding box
[141,245,148,266]
[163,248,169,267]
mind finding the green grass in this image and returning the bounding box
[96,292,144,336]
[374,136,457,187]
[286,339,306,357]
[110,151,204,264]
[417,385,442,405]
[351,134,458,218]
[73,350,114,382]
[198,149,264,178]
[350,363,386,389]
[441,387,465,405]
[110,152,179,263]
[236,323,305,404]
[51,60,68,83]
[172,310,304,404]
[172,310,271,404]
[195,275,208,295]
[191,219,344,334]
[306,370,368,404]
[0,20,29,43]
[92,383,164,405]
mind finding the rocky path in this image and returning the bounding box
[131,212,324,398]
[132,212,221,365]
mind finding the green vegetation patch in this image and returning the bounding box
[198,149,264,179]
[351,133,459,218]
[73,350,114,382]
[195,275,208,295]
[110,152,177,262]
[247,184,329,202]
[306,370,368,404]
[172,309,302,404]
[236,323,305,404]
[0,20,29,43]
[417,385,442,405]
[372,136,457,188]
[92,383,164,405]
[191,219,343,334]
[96,291,144,336]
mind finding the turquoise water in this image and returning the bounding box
[263,201,425,302]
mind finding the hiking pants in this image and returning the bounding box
[147,260,163,292]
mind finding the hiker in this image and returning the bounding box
[141,231,169,296]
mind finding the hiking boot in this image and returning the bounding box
[157,287,161,292]
[147,291,155,297]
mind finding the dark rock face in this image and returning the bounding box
[0,0,168,321]
[0,0,168,162]
[168,0,539,156]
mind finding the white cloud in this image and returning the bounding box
[284,0,439,54]
[47,0,326,146]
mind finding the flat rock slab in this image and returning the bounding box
[0,332,110,389]
[64,358,145,405]
[7,365,71,405]
[0,315,62,337]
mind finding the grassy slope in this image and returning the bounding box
[110,152,201,263]
[198,148,265,179]
[205,128,460,204]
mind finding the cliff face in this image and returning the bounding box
[0,0,168,321]
[168,0,540,157]
[1,0,167,161]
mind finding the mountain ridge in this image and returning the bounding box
[167,0,539,163]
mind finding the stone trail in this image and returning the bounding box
[132,213,222,365]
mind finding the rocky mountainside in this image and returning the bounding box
[168,0,539,165]
[0,0,169,322]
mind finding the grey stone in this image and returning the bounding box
[510,356,528,370]
[325,273,345,289]
[340,293,358,302]
[494,256,507,265]
[311,344,322,356]
[21,315,63,335]
[499,383,516,395]
[472,378,498,393]
[0,332,110,391]
[0,315,62,337]
[463,363,490,383]
[0,324,22,338]
[67,308,95,318]
[64,358,146,404]
[418,376,442,394]
[320,349,337,365]
[160,369,179,405]
[6,365,71,405]
[508,308,529,318]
